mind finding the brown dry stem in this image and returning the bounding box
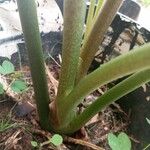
[64,136,105,150]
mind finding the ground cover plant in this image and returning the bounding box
[16,0,150,135]
[0,60,27,94]
[108,132,131,150]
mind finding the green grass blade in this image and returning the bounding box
[94,0,104,20]
[84,0,96,40]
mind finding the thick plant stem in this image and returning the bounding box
[17,0,50,130]
[58,43,150,127]
[65,69,150,133]
[77,0,123,81]
[53,0,86,128]
[56,0,86,99]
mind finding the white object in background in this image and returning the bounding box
[137,6,150,31]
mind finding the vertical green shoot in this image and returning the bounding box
[56,0,86,101]
[77,0,123,81]
[94,0,104,20]
[52,0,86,128]
[17,0,50,130]
[84,0,96,41]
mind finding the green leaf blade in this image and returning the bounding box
[108,133,120,150]
[11,80,28,93]
[50,134,63,146]
[2,60,14,75]
[118,132,131,150]
[108,132,131,150]
[31,141,38,147]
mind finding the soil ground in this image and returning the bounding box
[0,62,130,150]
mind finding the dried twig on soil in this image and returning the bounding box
[112,102,128,117]
[0,99,8,103]
[31,128,51,139]
[4,130,21,150]
[48,52,61,67]
[64,136,105,150]
[45,63,58,95]
[0,76,15,98]
[129,136,140,143]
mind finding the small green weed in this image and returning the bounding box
[49,134,63,146]
[31,141,38,148]
[31,134,63,149]
[0,60,28,94]
[10,80,28,93]
[108,132,131,150]
[0,119,16,132]
[0,60,14,75]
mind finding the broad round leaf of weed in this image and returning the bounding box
[118,132,131,150]
[108,133,120,150]
[0,60,14,75]
[11,80,28,93]
[50,134,63,146]
[31,141,38,147]
[108,132,131,150]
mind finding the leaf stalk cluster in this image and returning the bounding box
[17,0,150,134]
